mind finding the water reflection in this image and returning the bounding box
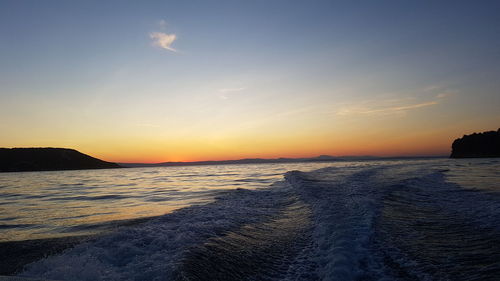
[0,162,337,241]
[1,158,496,242]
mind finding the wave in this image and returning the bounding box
[18,164,500,280]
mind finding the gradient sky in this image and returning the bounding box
[1,0,499,162]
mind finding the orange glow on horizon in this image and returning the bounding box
[90,134,451,164]
[4,117,496,164]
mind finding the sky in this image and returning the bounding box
[1,0,499,163]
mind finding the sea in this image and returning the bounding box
[0,158,499,280]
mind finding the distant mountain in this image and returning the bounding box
[120,156,339,168]
[119,155,443,168]
[450,129,500,158]
[0,148,121,172]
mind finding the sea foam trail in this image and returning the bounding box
[20,184,307,281]
[19,163,500,281]
[284,168,387,280]
[173,193,312,281]
[375,171,500,280]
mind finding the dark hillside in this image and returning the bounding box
[0,148,121,172]
[450,129,500,158]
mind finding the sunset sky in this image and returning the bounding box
[1,1,499,163]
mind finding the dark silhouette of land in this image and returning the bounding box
[0,148,121,172]
[120,155,444,168]
[120,155,376,167]
[450,129,500,158]
[0,148,446,172]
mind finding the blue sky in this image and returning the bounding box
[1,0,499,161]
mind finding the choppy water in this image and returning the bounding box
[0,162,336,242]
[1,158,499,280]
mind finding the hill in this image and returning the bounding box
[0,148,121,172]
[119,155,443,168]
[450,129,500,158]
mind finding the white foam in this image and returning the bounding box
[20,187,289,281]
[18,161,500,280]
[284,168,388,280]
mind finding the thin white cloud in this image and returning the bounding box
[217,87,245,100]
[150,32,177,52]
[337,100,439,116]
[422,84,456,99]
[423,85,442,93]
[218,87,245,93]
[436,92,453,99]
[336,86,455,117]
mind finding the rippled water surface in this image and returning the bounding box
[1,158,499,280]
[0,162,338,241]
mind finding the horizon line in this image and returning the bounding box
[118,154,449,165]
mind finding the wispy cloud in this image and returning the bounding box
[436,92,453,99]
[217,87,245,100]
[150,32,177,52]
[218,87,245,93]
[336,85,455,117]
[423,84,456,100]
[337,101,438,116]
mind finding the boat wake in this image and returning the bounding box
[18,163,500,280]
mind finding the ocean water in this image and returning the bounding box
[1,158,499,280]
[0,162,336,242]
